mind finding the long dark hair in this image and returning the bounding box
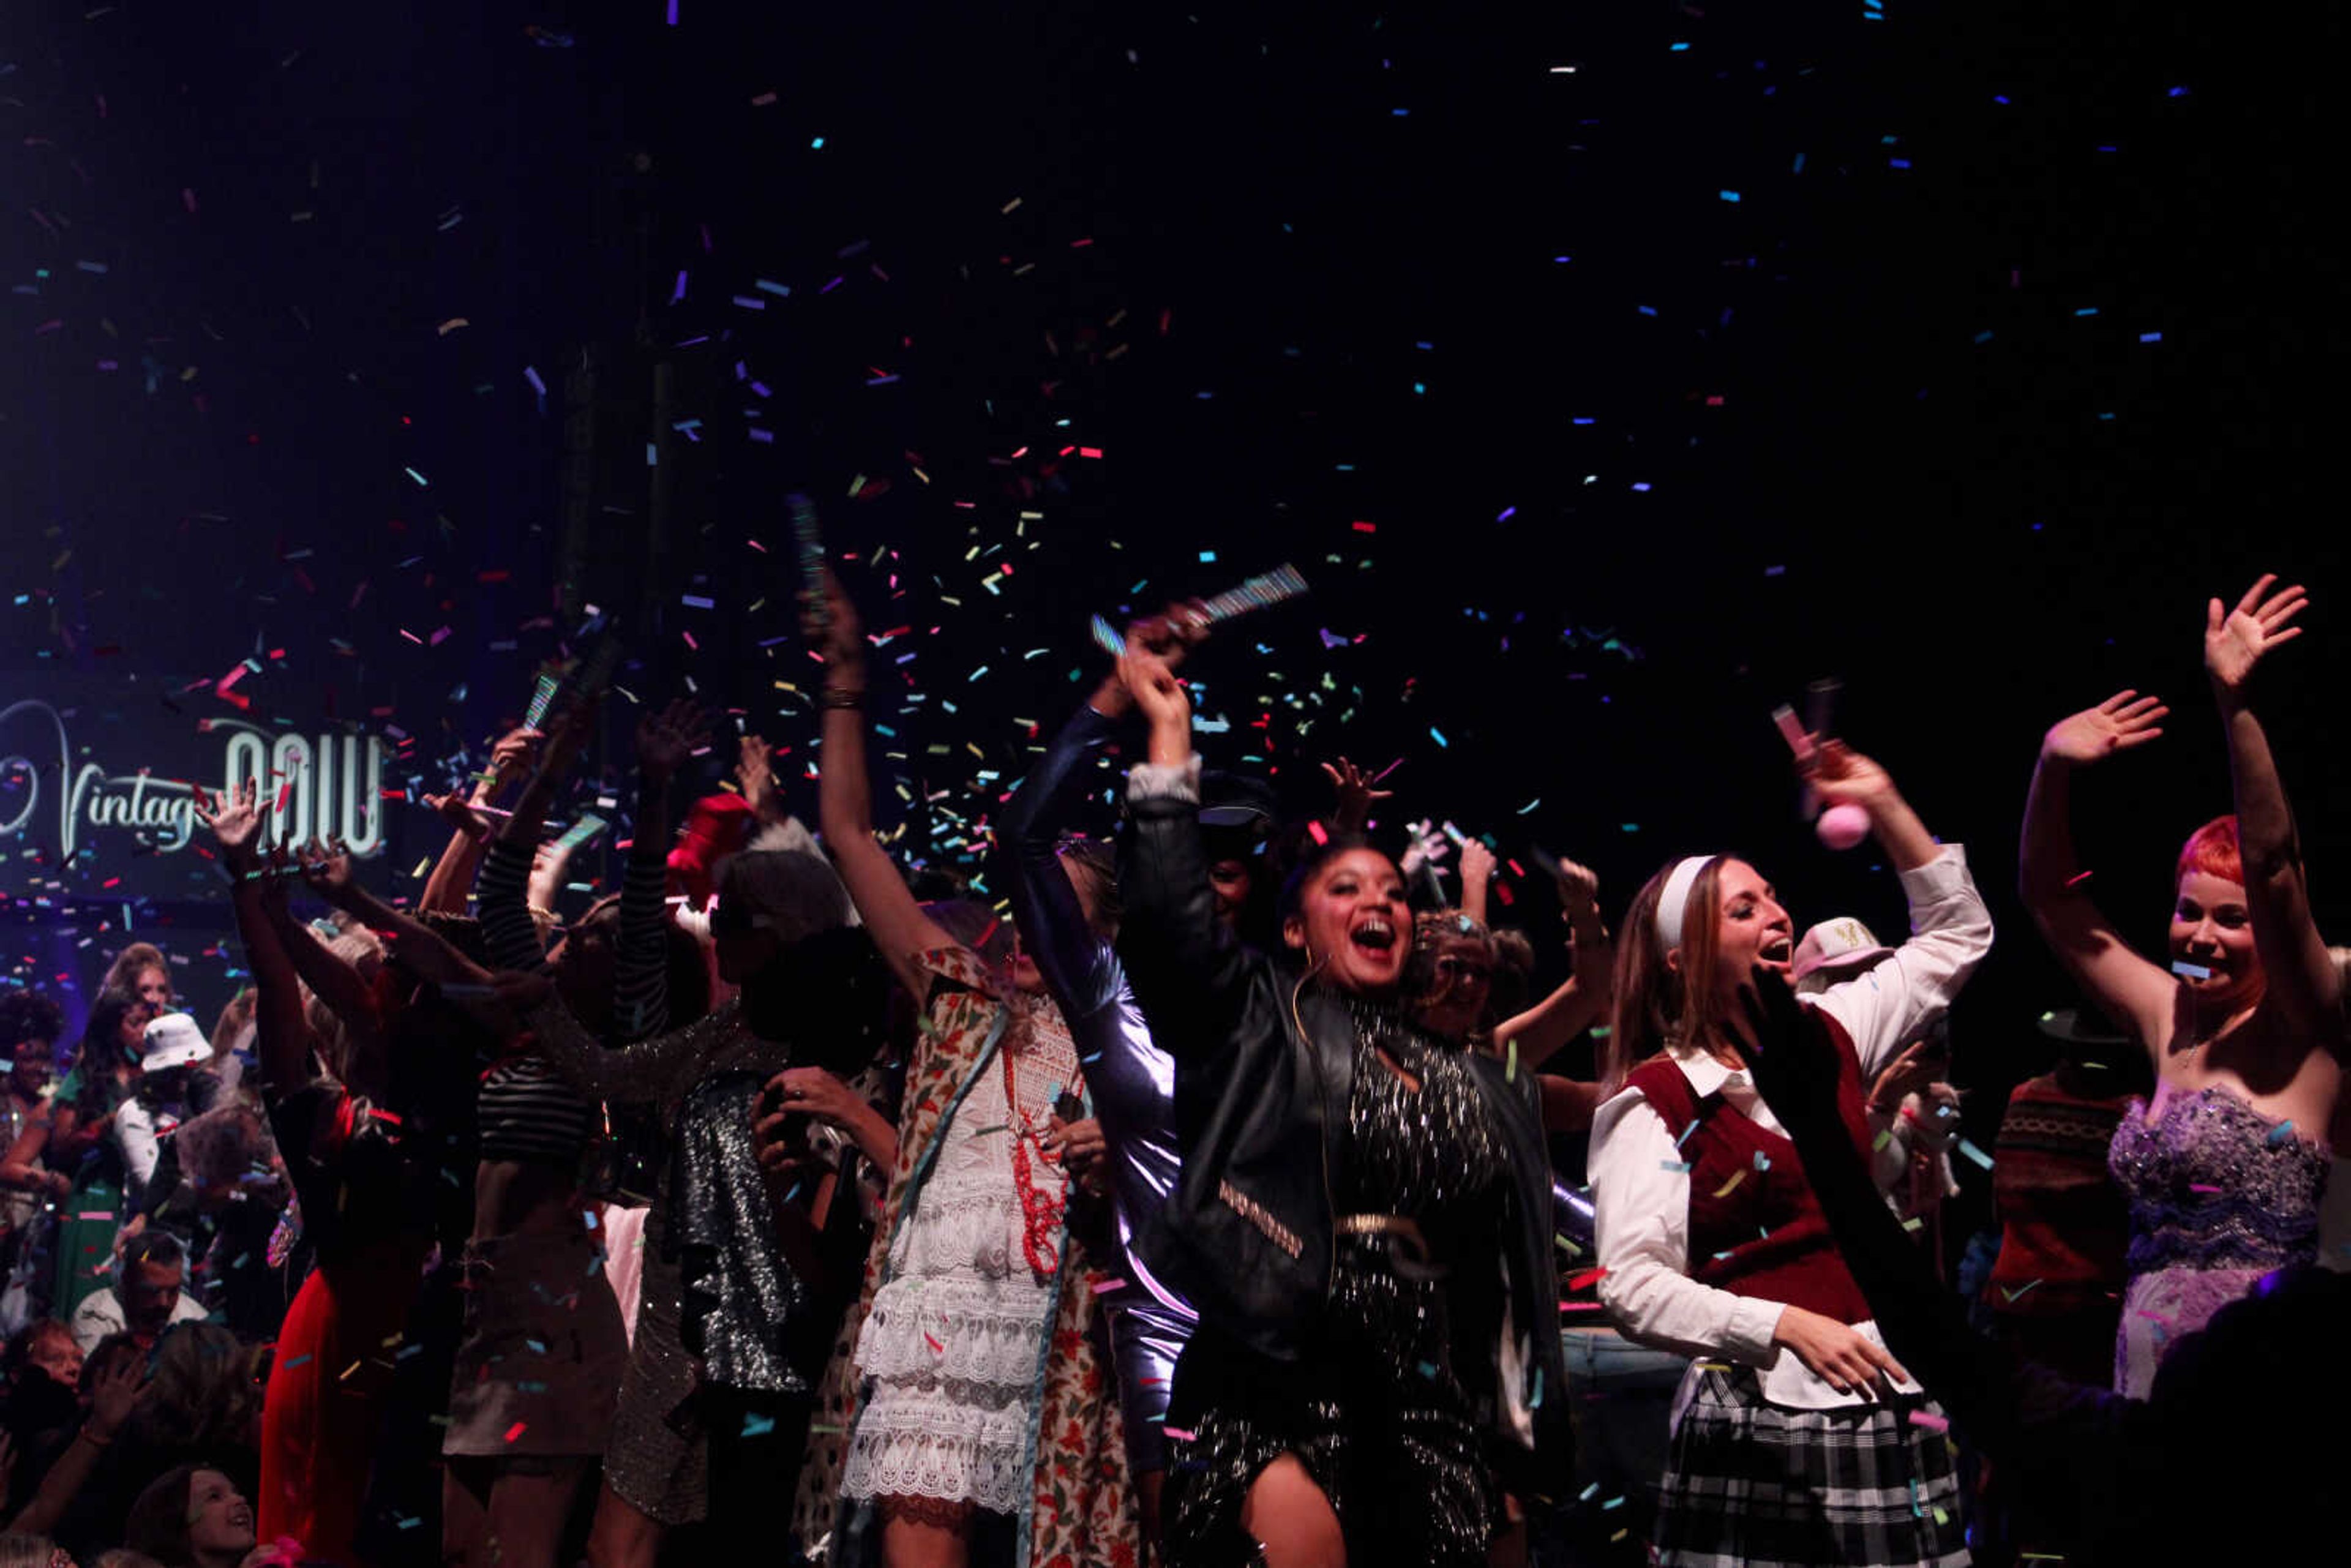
[70,986,144,1117]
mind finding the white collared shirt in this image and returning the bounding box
[1591,845,1993,1409]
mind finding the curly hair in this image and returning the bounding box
[0,989,65,1054]
[174,1104,270,1191]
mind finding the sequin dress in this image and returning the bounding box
[1164,1002,1513,1568]
[2107,1082,2329,1396]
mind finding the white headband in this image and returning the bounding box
[1654,855,1715,950]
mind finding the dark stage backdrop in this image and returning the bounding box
[2,2,2343,1202]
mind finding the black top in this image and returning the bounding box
[266,1082,418,1270]
[1118,781,1570,1486]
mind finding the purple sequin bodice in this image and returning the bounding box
[2107,1084,2327,1278]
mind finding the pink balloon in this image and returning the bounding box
[1816,803,1871,851]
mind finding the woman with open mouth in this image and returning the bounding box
[1115,643,1569,1568]
[2019,574,2341,1398]
[1588,729,1992,1568]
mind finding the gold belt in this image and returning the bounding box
[1335,1213,1428,1251]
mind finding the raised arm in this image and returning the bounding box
[195,781,313,1095]
[295,844,490,991]
[1790,745,1996,1074]
[1115,643,1253,1058]
[1456,838,1496,926]
[611,698,710,1040]
[473,702,599,973]
[1321,757,1393,836]
[1494,856,1613,1069]
[808,568,951,1000]
[2019,692,2179,1055]
[2205,575,2341,1037]
[993,609,1202,1021]
[995,702,1123,1016]
[419,726,539,914]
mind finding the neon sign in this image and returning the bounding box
[0,699,386,874]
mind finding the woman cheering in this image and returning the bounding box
[1116,643,1567,1568]
[1590,730,1991,1568]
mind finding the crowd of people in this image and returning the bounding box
[0,568,2339,1568]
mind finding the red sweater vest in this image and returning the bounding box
[1621,1009,1876,1324]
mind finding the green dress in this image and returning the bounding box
[47,1067,132,1321]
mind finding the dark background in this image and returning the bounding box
[4,2,2342,1177]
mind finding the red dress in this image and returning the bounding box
[259,1087,432,1561]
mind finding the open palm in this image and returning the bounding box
[2205,573,2306,694]
[2043,691,2169,766]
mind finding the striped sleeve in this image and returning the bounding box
[478,838,552,974]
[610,843,672,1043]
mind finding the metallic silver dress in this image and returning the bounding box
[528,997,859,1522]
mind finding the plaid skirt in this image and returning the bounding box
[1653,1364,1970,1568]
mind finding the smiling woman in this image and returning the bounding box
[1114,641,1569,1568]
[1587,728,1992,1568]
[122,1464,258,1568]
[2019,575,2347,1397]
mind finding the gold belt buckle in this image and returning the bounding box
[1335,1213,1437,1276]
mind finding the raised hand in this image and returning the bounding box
[424,791,492,842]
[1320,757,1394,833]
[1800,739,1898,810]
[476,726,543,803]
[193,779,269,876]
[86,1349,148,1440]
[2205,573,2306,695]
[737,732,781,817]
[2042,691,2169,766]
[636,697,714,784]
[294,839,357,903]
[1118,644,1192,733]
[1868,1038,1944,1116]
[536,694,600,779]
[1549,853,1602,918]
[804,565,865,672]
[1458,838,1497,894]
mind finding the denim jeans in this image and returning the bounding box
[1534,1327,1690,1567]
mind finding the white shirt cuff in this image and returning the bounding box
[1723,1296,1785,1365]
[1897,843,1970,902]
[1126,757,1201,805]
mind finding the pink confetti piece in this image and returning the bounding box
[1908,1411,1951,1433]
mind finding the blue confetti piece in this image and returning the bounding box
[1430,727,1449,748]
[2267,1120,2298,1147]
[742,1412,777,1437]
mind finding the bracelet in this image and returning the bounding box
[819,686,864,711]
[78,1428,111,1449]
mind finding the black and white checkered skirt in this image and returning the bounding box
[1652,1364,1970,1568]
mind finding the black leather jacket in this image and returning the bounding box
[1119,771,1571,1476]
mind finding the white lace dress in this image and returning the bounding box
[840,1002,1080,1514]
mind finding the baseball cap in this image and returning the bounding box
[1791,917,1896,996]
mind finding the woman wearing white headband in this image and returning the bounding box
[1588,736,1993,1568]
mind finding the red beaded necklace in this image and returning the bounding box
[1001,1042,1067,1280]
